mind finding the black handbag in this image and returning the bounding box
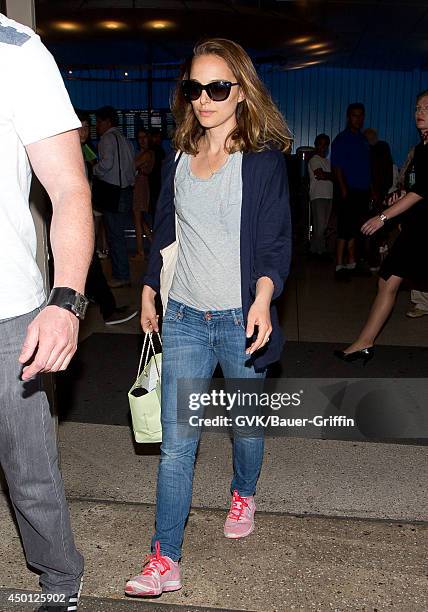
[92,133,123,213]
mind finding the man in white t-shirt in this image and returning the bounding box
[308,134,334,257]
[0,14,93,611]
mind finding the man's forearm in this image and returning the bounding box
[26,130,94,297]
[50,184,94,294]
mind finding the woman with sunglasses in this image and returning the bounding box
[125,38,292,598]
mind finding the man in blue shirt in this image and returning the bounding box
[331,103,371,280]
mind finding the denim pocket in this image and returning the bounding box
[163,307,181,322]
[233,312,246,330]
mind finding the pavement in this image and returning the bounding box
[1,425,427,611]
[0,493,427,612]
[58,424,428,522]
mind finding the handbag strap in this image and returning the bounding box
[113,133,122,188]
[147,332,161,380]
[173,151,182,241]
[136,332,149,380]
[136,331,162,380]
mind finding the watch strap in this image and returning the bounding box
[46,287,89,319]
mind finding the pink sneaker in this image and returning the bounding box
[224,490,256,539]
[125,541,182,597]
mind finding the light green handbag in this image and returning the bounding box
[128,332,162,443]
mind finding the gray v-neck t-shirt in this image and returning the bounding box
[169,151,242,311]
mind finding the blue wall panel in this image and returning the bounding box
[262,65,428,164]
[62,65,428,165]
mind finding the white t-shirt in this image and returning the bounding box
[308,155,334,200]
[0,14,81,320]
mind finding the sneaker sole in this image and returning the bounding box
[224,522,255,539]
[125,580,182,597]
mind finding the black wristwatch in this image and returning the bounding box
[46,287,89,320]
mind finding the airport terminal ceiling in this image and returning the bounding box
[34,0,428,71]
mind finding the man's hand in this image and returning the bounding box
[19,306,79,380]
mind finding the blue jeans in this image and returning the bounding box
[152,298,266,561]
[103,186,133,281]
[0,309,83,595]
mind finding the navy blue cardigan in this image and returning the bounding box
[143,147,292,369]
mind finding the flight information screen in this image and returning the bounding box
[88,109,175,142]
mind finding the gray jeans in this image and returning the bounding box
[0,308,83,595]
[310,198,333,254]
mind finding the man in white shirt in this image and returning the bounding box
[93,106,135,288]
[308,133,334,257]
[0,13,93,611]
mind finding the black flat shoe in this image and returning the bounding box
[334,347,374,365]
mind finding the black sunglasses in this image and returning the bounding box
[181,79,239,102]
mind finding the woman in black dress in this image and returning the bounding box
[335,89,428,362]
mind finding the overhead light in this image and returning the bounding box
[144,20,175,30]
[124,72,129,77]
[99,21,127,30]
[286,64,307,71]
[53,21,82,32]
[311,48,334,56]
[68,70,73,74]
[302,60,325,67]
[287,35,312,45]
[305,42,329,51]
[287,59,325,70]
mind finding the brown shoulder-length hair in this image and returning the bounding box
[172,38,293,155]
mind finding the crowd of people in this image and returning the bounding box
[305,101,428,341]
[1,8,427,611]
[74,107,166,326]
[336,90,428,361]
[307,104,394,276]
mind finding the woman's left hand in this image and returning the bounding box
[245,299,272,355]
[361,215,384,236]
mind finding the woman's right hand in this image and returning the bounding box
[140,286,159,333]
